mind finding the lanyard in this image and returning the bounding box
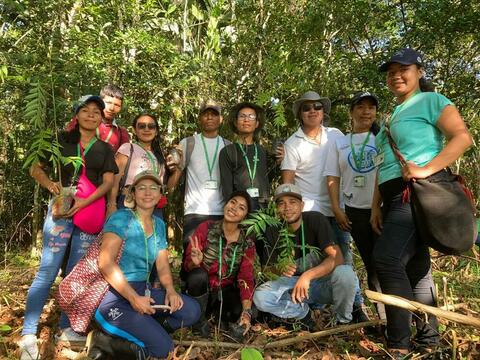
[134,210,157,282]
[237,143,258,187]
[135,141,159,174]
[73,138,97,181]
[217,236,239,280]
[349,132,371,171]
[300,222,306,272]
[96,126,114,144]
[200,134,220,180]
[389,90,421,124]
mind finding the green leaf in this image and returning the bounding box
[0,324,12,332]
[191,4,204,20]
[240,348,263,360]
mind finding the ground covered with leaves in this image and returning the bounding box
[1,249,479,359]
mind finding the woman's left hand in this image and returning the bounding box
[401,161,431,181]
[238,310,251,335]
[164,289,183,313]
[65,197,90,217]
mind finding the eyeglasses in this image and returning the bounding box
[301,102,324,112]
[135,184,161,192]
[238,113,257,121]
[137,123,157,130]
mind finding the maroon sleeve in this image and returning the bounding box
[119,127,130,146]
[237,243,256,301]
[183,221,211,272]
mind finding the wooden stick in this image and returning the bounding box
[365,290,480,328]
[174,320,383,350]
[263,320,383,349]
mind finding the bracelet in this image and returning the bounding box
[107,203,117,207]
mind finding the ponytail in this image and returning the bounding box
[419,77,435,92]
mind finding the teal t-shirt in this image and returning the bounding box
[103,209,167,282]
[376,92,453,185]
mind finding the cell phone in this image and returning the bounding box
[151,304,171,310]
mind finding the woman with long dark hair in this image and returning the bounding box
[19,96,118,359]
[183,191,256,339]
[108,113,174,219]
[371,48,473,357]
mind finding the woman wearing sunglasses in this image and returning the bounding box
[108,114,175,219]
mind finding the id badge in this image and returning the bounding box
[204,180,219,190]
[354,176,365,187]
[144,288,151,298]
[246,187,259,198]
[374,152,384,166]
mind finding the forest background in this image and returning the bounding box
[0,0,479,358]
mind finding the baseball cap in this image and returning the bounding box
[74,95,105,114]
[351,91,379,108]
[274,183,302,202]
[199,100,222,115]
[132,170,162,187]
[379,48,424,72]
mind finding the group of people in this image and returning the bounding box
[18,47,473,360]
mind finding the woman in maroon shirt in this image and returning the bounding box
[183,191,255,338]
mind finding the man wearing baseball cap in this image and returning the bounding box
[253,184,358,330]
[167,100,231,256]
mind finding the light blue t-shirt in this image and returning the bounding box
[376,92,453,185]
[104,209,167,282]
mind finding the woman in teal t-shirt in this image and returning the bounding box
[371,48,473,357]
[86,170,200,359]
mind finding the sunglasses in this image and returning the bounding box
[301,102,324,112]
[137,123,157,130]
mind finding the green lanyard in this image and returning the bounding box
[237,143,258,187]
[73,138,97,181]
[135,142,159,174]
[349,132,371,171]
[96,126,114,144]
[200,134,220,180]
[217,236,239,280]
[300,222,306,272]
[134,211,157,282]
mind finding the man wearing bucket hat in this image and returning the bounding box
[253,183,357,329]
[281,91,367,321]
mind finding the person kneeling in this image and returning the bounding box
[183,191,256,340]
[254,184,357,330]
[87,171,200,360]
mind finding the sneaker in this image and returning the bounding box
[55,327,87,348]
[18,334,39,360]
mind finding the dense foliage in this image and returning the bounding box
[1,0,479,250]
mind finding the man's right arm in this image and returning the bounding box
[281,142,297,184]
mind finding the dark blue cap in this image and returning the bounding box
[74,95,105,114]
[379,48,424,72]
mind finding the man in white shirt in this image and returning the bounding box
[281,91,368,322]
[168,100,230,249]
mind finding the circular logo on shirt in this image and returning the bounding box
[347,145,377,173]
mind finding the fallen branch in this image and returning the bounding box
[174,320,383,350]
[365,290,480,328]
[263,320,383,349]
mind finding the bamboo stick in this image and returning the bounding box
[365,290,480,328]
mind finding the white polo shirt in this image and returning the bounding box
[282,126,344,216]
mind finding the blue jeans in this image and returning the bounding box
[253,265,356,323]
[22,200,97,335]
[326,216,363,305]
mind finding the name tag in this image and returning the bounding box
[246,187,259,198]
[374,152,384,166]
[354,176,365,187]
[204,180,219,190]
